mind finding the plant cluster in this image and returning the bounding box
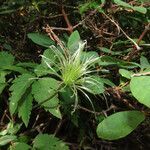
[0,0,150,149]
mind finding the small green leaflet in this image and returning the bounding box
[10,142,31,150]
[130,76,150,108]
[33,134,69,150]
[83,76,105,94]
[0,135,17,146]
[0,71,8,94]
[79,1,103,14]
[18,93,33,127]
[41,48,57,68]
[114,0,147,14]
[0,51,14,67]
[67,30,80,54]
[119,69,133,79]
[97,111,145,140]
[140,56,150,69]
[32,78,62,118]
[34,65,56,77]
[9,74,34,115]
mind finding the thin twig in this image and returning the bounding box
[124,23,150,60]
[103,13,141,51]
[43,24,68,57]
[77,104,116,116]
[132,71,150,77]
[62,6,73,33]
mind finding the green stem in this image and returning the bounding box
[33,83,64,109]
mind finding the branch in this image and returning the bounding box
[77,104,116,116]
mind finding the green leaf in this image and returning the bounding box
[0,83,6,94]
[41,49,57,67]
[32,78,59,101]
[79,1,103,14]
[40,48,59,74]
[32,78,62,118]
[140,56,150,69]
[0,9,16,15]
[81,51,99,64]
[0,51,14,67]
[9,74,34,115]
[84,76,105,94]
[99,47,122,55]
[10,142,31,150]
[114,0,132,8]
[67,30,80,53]
[0,71,8,94]
[0,135,17,146]
[130,76,150,108]
[1,65,29,74]
[96,111,145,140]
[6,122,22,135]
[33,134,69,150]
[98,78,115,87]
[27,33,55,47]
[18,93,33,127]
[79,2,91,14]
[119,69,133,79]
[34,65,55,77]
[16,62,38,68]
[133,6,147,14]
[114,0,147,14]
[99,56,140,68]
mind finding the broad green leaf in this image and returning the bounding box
[27,33,55,47]
[9,74,34,115]
[32,78,61,118]
[67,30,80,53]
[10,142,31,150]
[32,78,59,101]
[84,76,105,94]
[0,51,14,67]
[97,111,145,140]
[130,76,150,107]
[119,69,133,79]
[0,135,17,146]
[33,134,69,150]
[18,93,33,127]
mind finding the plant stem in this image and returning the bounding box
[33,83,64,109]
